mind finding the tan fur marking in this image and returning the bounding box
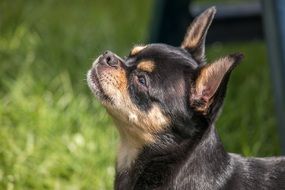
[137,61,155,72]
[109,104,170,171]
[96,64,169,171]
[130,45,147,56]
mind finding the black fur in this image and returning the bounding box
[112,42,285,190]
[88,7,285,190]
[115,126,285,190]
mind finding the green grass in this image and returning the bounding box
[0,0,280,189]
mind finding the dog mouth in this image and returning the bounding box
[87,62,111,103]
[87,51,128,106]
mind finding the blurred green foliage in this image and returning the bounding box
[0,0,280,189]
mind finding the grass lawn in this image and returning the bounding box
[0,0,280,189]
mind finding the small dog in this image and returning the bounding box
[87,7,285,190]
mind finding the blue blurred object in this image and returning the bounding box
[262,0,285,154]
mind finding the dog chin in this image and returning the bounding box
[87,68,110,104]
[87,69,99,97]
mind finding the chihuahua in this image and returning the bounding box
[87,7,285,190]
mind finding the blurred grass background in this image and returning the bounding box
[0,0,280,189]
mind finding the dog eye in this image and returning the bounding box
[135,75,147,87]
[138,76,146,85]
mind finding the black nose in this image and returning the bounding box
[101,51,118,67]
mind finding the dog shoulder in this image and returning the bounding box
[228,153,285,189]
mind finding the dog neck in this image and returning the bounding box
[113,118,155,172]
[172,125,233,189]
[115,124,232,189]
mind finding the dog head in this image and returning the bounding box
[87,6,243,169]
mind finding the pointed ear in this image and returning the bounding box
[181,7,216,64]
[190,53,244,121]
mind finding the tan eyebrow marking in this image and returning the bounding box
[137,61,155,72]
[130,45,147,56]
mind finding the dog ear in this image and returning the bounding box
[181,7,216,64]
[190,53,243,122]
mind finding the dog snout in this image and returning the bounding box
[100,50,119,67]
